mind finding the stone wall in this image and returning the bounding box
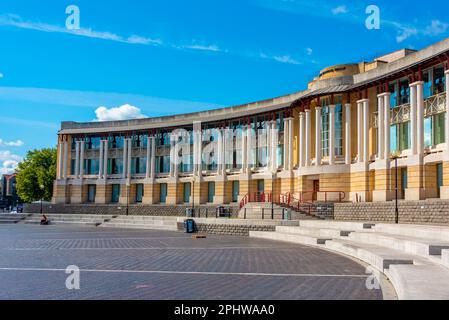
[24,203,239,217]
[334,200,449,224]
[176,222,275,236]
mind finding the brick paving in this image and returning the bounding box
[0,225,383,300]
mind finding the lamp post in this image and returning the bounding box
[126,181,130,216]
[191,178,195,217]
[391,152,400,224]
[40,184,44,215]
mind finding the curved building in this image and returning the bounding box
[53,38,449,209]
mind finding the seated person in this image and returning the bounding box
[40,214,49,225]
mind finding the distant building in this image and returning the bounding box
[0,174,20,209]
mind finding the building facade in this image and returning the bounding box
[53,38,449,207]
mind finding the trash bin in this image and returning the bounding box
[283,208,292,221]
[184,219,196,234]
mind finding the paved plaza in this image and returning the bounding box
[0,224,383,300]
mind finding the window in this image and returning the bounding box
[131,157,147,174]
[87,185,96,203]
[84,159,100,175]
[335,103,343,156]
[424,113,446,148]
[70,159,76,175]
[434,66,446,95]
[135,184,144,203]
[181,154,193,173]
[389,82,398,108]
[108,158,123,175]
[207,182,215,203]
[134,135,148,148]
[399,79,410,105]
[109,136,124,149]
[183,183,191,203]
[232,181,239,202]
[160,183,167,203]
[423,70,433,99]
[111,184,120,203]
[321,106,329,157]
[156,156,170,174]
[157,132,170,146]
[390,123,410,152]
[86,137,101,150]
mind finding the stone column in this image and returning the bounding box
[271,121,278,172]
[99,140,104,178]
[357,101,363,163]
[416,81,425,155]
[242,126,247,173]
[217,129,223,175]
[445,70,449,152]
[288,118,293,170]
[145,136,151,179]
[266,121,271,169]
[74,140,80,178]
[79,140,85,178]
[410,83,417,155]
[122,138,128,179]
[103,139,108,179]
[283,118,289,170]
[246,124,252,173]
[345,104,351,165]
[377,95,385,160]
[63,141,68,179]
[127,138,132,179]
[315,107,322,166]
[57,141,63,179]
[384,93,391,161]
[221,129,227,176]
[169,134,175,177]
[173,134,179,178]
[305,110,311,167]
[299,112,305,167]
[363,99,370,163]
[150,136,156,179]
[328,105,335,165]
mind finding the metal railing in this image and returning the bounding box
[424,92,447,117]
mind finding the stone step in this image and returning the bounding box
[348,232,449,258]
[373,223,449,242]
[99,223,178,231]
[324,239,416,272]
[24,221,100,227]
[110,219,177,226]
[299,220,376,230]
[249,231,330,246]
[275,226,353,238]
[386,264,449,300]
[442,250,449,269]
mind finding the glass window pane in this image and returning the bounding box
[390,125,398,152]
[424,117,432,147]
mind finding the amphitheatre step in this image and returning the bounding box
[373,223,449,242]
[24,220,100,227]
[347,232,449,258]
[99,223,178,231]
[275,226,353,238]
[386,264,449,300]
[324,239,416,271]
[442,250,449,269]
[249,231,330,246]
[299,220,376,230]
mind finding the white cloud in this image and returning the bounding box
[0,139,24,147]
[396,26,418,43]
[183,44,221,52]
[424,20,449,36]
[306,47,313,56]
[0,13,161,46]
[331,5,347,15]
[94,104,147,122]
[0,72,3,78]
[0,151,22,174]
[273,55,301,65]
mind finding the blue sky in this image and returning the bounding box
[0,0,448,173]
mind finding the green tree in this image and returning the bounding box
[16,148,57,203]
